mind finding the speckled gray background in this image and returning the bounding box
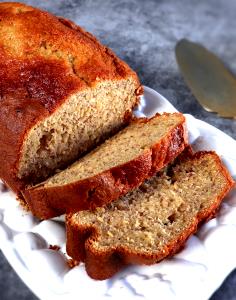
[0,0,236,299]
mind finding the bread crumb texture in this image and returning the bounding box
[45,113,184,186]
[70,153,233,257]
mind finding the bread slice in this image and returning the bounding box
[0,2,141,195]
[23,113,187,219]
[66,151,234,280]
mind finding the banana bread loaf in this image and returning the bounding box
[23,113,187,219]
[66,151,234,280]
[0,2,142,195]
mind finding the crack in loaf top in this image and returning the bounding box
[0,2,135,114]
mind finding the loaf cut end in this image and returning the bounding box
[18,78,139,181]
[0,2,142,191]
[67,152,234,279]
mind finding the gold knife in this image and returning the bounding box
[175,39,236,118]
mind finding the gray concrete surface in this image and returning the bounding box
[0,0,236,299]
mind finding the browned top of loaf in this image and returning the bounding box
[0,2,140,192]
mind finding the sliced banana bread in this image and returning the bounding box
[0,2,141,195]
[23,113,187,219]
[66,151,234,280]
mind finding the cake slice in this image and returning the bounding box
[23,113,187,219]
[66,151,234,280]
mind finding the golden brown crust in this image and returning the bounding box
[66,151,234,280]
[0,2,141,194]
[23,113,188,219]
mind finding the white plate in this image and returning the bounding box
[1,86,236,300]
